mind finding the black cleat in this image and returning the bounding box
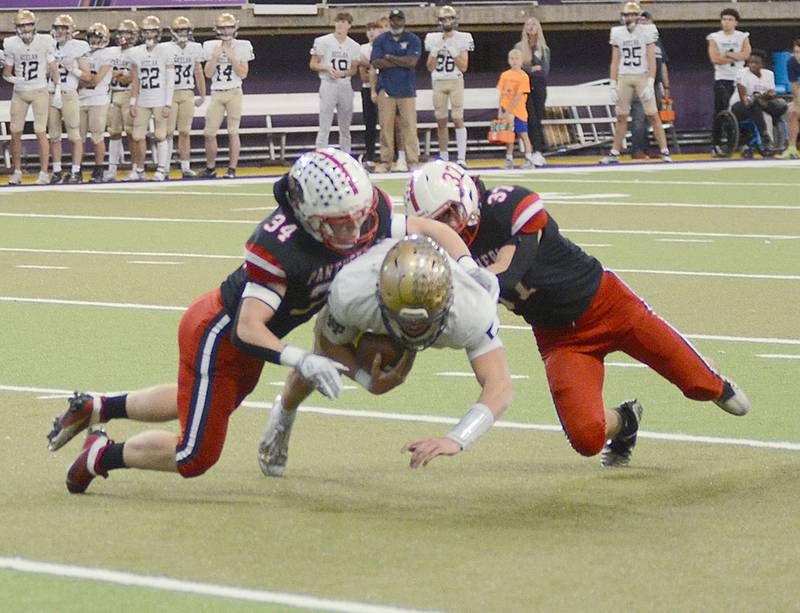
[88,167,105,183]
[198,167,217,179]
[601,399,643,467]
[64,171,83,184]
[222,167,236,179]
[49,170,68,185]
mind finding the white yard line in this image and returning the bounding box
[437,372,529,379]
[127,260,183,266]
[15,265,70,270]
[656,239,714,244]
[0,247,240,260]
[614,268,800,281]
[563,228,800,240]
[0,557,430,613]
[548,199,800,210]
[756,354,800,360]
[4,383,800,451]
[0,212,254,224]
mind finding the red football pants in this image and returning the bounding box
[533,271,724,457]
[175,289,264,477]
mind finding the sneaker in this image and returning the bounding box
[49,171,67,185]
[35,171,50,185]
[8,170,23,185]
[122,169,144,182]
[88,167,104,183]
[531,151,546,167]
[151,168,167,181]
[64,171,83,184]
[600,399,644,467]
[103,168,118,182]
[522,158,536,169]
[66,429,111,494]
[198,167,217,179]
[222,167,236,179]
[257,397,297,477]
[181,168,197,179]
[599,153,620,165]
[47,391,101,452]
[660,152,673,163]
[714,379,750,416]
[778,147,799,160]
[394,159,408,172]
[503,158,515,169]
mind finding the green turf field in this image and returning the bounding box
[2,161,799,612]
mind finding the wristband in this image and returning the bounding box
[445,403,494,450]
[354,369,372,390]
[279,345,306,368]
[646,77,655,89]
[610,79,617,89]
[129,97,137,105]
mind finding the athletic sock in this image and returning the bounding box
[52,162,62,173]
[70,164,80,174]
[439,150,449,162]
[455,127,467,162]
[109,139,122,166]
[98,442,128,473]
[100,394,128,422]
[156,140,169,170]
[180,160,190,171]
[526,152,534,161]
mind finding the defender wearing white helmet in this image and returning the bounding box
[601,1,671,164]
[128,16,175,181]
[163,17,206,178]
[48,14,90,184]
[424,5,474,166]
[3,9,60,185]
[201,13,254,179]
[404,160,752,469]
[48,149,486,494]
[78,23,116,183]
[106,20,140,181]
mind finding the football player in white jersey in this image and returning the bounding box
[78,23,115,183]
[424,5,474,166]
[128,16,175,181]
[3,10,60,185]
[47,14,90,184]
[258,235,510,475]
[707,8,751,120]
[201,13,254,179]
[600,2,671,164]
[309,12,362,153]
[106,20,139,182]
[163,17,205,179]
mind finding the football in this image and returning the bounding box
[355,333,408,371]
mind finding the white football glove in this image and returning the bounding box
[194,96,205,108]
[51,87,63,110]
[3,74,24,85]
[640,78,656,103]
[459,256,500,303]
[609,80,619,106]
[296,353,348,399]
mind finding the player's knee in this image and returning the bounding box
[177,450,222,478]
[565,419,606,457]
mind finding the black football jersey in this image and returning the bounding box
[471,185,603,329]
[220,175,396,339]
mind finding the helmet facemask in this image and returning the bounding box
[17,22,36,44]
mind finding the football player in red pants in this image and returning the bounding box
[403,160,750,467]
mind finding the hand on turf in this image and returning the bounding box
[401,436,462,468]
[296,353,347,399]
[367,350,414,395]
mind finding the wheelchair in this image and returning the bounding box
[712,109,786,158]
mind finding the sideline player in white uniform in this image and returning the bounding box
[424,5,474,166]
[707,8,751,118]
[163,17,205,179]
[201,13,254,179]
[258,235,511,475]
[3,10,60,185]
[600,1,671,164]
[106,20,139,182]
[128,16,175,181]
[48,14,90,184]
[78,23,115,183]
[310,12,362,153]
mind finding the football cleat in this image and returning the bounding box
[8,170,23,185]
[531,152,546,167]
[151,168,167,181]
[88,167,105,183]
[222,167,236,179]
[49,171,66,184]
[257,397,297,477]
[198,167,217,179]
[65,171,83,184]
[35,171,50,185]
[599,153,620,165]
[503,158,514,169]
[660,152,673,163]
[714,379,750,416]
[522,158,536,169]
[66,429,111,494]
[181,168,197,179]
[48,392,101,452]
[122,169,144,182]
[601,399,643,467]
[394,159,408,172]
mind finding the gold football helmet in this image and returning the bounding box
[437,5,457,31]
[51,14,76,43]
[621,2,642,28]
[87,23,110,50]
[215,12,239,41]
[116,19,139,48]
[170,16,193,43]
[15,10,37,43]
[378,236,453,351]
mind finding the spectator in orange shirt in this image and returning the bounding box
[497,49,535,169]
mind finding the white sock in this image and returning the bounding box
[506,154,513,160]
[71,165,80,174]
[455,127,467,162]
[135,166,144,174]
[526,152,534,161]
[156,140,168,170]
[661,148,670,155]
[52,162,62,173]
[108,164,117,174]
[397,150,406,164]
[109,139,122,166]
[610,149,620,156]
[181,160,190,171]
[439,150,449,162]
[167,140,174,170]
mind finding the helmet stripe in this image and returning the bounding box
[315,150,358,194]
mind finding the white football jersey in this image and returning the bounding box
[707,30,749,81]
[3,33,55,92]
[162,40,203,91]
[310,33,362,84]
[51,38,90,93]
[110,46,135,92]
[79,46,116,106]
[203,39,254,91]
[609,24,658,76]
[424,31,474,81]
[129,43,174,107]
[321,238,502,361]
[730,67,775,106]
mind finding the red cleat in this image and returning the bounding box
[66,430,112,494]
[47,392,100,452]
